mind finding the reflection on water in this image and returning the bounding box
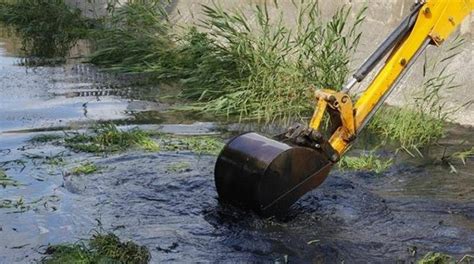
[0,36,182,134]
[380,128,474,202]
[0,26,22,56]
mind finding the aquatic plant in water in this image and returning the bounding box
[166,161,191,173]
[157,135,224,155]
[69,162,99,175]
[0,168,20,187]
[42,232,150,264]
[64,123,223,155]
[417,252,452,264]
[450,147,474,165]
[0,195,59,213]
[338,153,392,174]
[65,124,160,153]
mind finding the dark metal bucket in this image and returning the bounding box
[214,132,333,216]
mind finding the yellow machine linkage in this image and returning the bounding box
[319,0,473,155]
[214,0,474,216]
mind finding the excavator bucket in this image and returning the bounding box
[215,132,333,216]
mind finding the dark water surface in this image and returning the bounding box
[1,37,473,263]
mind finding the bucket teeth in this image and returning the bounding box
[280,123,340,163]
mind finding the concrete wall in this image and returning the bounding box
[65,0,109,18]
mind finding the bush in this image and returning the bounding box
[89,0,177,78]
[0,0,91,59]
[177,1,366,123]
[88,1,366,124]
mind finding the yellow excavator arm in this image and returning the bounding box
[313,0,474,155]
[214,0,474,216]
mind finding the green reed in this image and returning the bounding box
[0,0,91,59]
[176,1,366,123]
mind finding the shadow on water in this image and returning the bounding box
[0,23,473,264]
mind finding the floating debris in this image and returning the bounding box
[0,195,59,213]
[0,168,20,188]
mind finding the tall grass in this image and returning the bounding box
[339,153,392,174]
[0,0,91,59]
[88,0,366,123]
[177,1,366,123]
[89,0,177,78]
[369,107,445,154]
[368,36,468,153]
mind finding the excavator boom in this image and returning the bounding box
[215,0,474,216]
[331,0,474,155]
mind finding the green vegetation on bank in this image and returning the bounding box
[0,0,92,59]
[87,0,467,154]
[90,1,366,123]
[176,3,365,123]
[369,107,445,154]
[42,232,150,264]
[89,0,175,76]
